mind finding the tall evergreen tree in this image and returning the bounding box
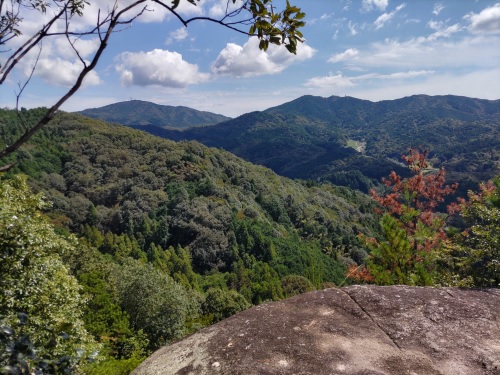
[352,149,458,285]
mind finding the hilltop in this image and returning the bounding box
[79,100,230,129]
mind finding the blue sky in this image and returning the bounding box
[1,0,499,117]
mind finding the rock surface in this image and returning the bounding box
[132,285,500,375]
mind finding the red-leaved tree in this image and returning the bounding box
[349,148,458,285]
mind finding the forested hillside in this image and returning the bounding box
[2,102,498,374]
[0,108,377,372]
[266,95,500,191]
[79,100,230,129]
[126,95,500,195]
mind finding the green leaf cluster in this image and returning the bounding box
[443,177,500,287]
[0,174,99,371]
[247,0,305,54]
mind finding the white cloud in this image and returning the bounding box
[348,21,358,35]
[165,27,189,45]
[305,74,356,89]
[212,38,315,78]
[368,70,435,79]
[433,3,445,16]
[427,23,461,41]
[374,3,406,30]
[363,0,389,11]
[347,68,500,102]
[174,0,206,17]
[360,35,500,69]
[116,49,209,87]
[208,0,241,18]
[59,0,203,32]
[305,70,434,88]
[465,3,500,34]
[310,12,335,24]
[427,20,443,31]
[328,48,359,63]
[54,37,100,59]
[32,58,101,87]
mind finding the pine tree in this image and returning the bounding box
[353,149,457,286]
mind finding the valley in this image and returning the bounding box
[87,94,500,196]
[1,94,498,374]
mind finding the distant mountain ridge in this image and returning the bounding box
[128,111,373,182]
[78,100,231,129]
[81,95,500,194]
[265,94,499,123]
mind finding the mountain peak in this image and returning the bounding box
[78,100,231,129]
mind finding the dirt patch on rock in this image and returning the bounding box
[132,286,500,375]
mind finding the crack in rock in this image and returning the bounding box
[340,288,402,351]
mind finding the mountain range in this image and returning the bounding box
[79,100,230,129]
[2,95,499,373]
[78,95,500,194]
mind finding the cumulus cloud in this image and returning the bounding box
[328,48,359,63]
[116,49,209,87]
[363,0,389,11]
[374,3,406,30]
[69,0,203,32]
[32,58,101,87]
[465,3,500,34]
[165,27,189,45]
[212,38,315,77]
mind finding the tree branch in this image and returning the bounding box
[0,0,148,159]
[153,0,255,36]
[0,0,305,162]
[0,5,66,83]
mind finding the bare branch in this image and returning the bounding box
[0,0,305,162]
[65,13,87,66]
[151,0,187,27]
[0,162,16,172]
[153,0,254,36]
[0,5,66,84]
[0,0,148,159]
[14,42,42,131]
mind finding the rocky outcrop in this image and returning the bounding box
[132,285,500,375]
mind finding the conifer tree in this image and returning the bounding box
[351,149,458,285]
